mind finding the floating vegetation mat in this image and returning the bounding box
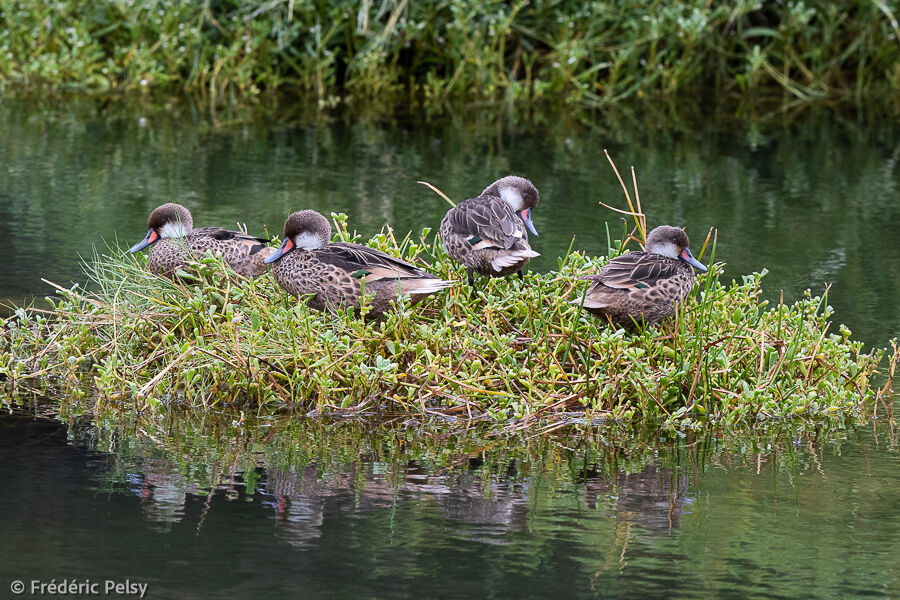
[1,217,897,431]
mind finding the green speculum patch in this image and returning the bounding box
[1,216,897,431]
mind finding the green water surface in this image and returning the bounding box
[1,400,899,599]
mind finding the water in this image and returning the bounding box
[1,99,899,598]
[1,400,899,599]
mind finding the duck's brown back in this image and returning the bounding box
[271,242,450,315]
[440,196,536,276]
[147,228,273,278]
[576,251,697,326]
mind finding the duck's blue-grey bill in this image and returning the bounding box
[129,229,157,253]
[520,208,539,237]
[681,248,708,272]
[264,238,293,263]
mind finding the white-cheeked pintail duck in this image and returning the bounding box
[439,175,540,285]
[573,225,708,327]
[129,203,274,278]
[264,210,452,316]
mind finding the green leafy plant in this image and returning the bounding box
[0,1,897,107]
[2,215,895,432]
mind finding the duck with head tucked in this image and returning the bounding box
[130,203,274,278]
[264,210,453,317]
[573,225,708,327]
[440,175,540,285]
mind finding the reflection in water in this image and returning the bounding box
[262,463,536,548]
[582,465,690,533]
[2,402,900,598]
[264,466,330,548]
[237,459,689,550]
[129,459,196,527]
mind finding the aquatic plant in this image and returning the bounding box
[0,1,898,107]
[1,209,896,431]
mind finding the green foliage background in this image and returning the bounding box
[2,0,898,105]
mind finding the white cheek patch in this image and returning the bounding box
[500,187,524,211]
[159,222,187,238]
[652,242,680,259]
[293,232,325,250]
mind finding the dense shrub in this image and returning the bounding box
[1,1,897,106]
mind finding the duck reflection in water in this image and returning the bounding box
[259,459,691,550]
[579,463,691,531]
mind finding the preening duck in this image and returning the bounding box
[439,175,540,285]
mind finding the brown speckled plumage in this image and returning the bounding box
[574,225,708,327]
[267,210,452,316]
[440,176,540,283]
[130,203,274,278]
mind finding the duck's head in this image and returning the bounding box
[644,225,708,272]
[129,203,193,252]
[482,175,540,236]
[264,209,331,263]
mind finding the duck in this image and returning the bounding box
[129,203,274,278]
[439,175,540,285]
[264,210,453,316]
[572,225,708,327]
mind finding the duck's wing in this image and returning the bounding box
[444,197,525,250]
[194,227,271,255]
[323,242,433,281]
[592,251,682,290]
